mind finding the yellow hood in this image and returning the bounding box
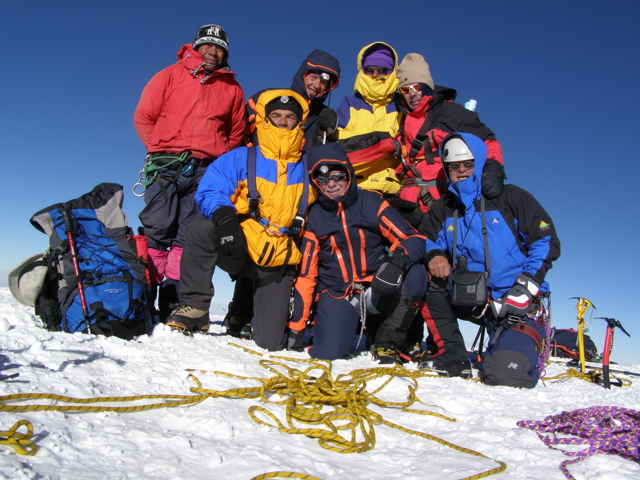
[254,89,310,160]
[353,42,399,104]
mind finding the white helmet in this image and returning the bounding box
[442,136,474,163]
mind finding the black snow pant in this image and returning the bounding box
[180,214,294,351]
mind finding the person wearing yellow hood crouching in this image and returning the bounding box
[166,89,317,351]
[335,41,402,184]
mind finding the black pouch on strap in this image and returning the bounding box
[452,270,487,307]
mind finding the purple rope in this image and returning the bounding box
[517,406,640,479]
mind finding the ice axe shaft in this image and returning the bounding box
[61,209,92,333]
[570,297,595,373]
[595,317,630,389]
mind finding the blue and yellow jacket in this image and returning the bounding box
[195,89,316,267]
[420,133,561,298]
[291,143,426,329]
[336,42,401,183]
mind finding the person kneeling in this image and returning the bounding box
[290,143,428,363]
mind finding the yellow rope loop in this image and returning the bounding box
[0,420,39,456]
[381,418,507,480]
[0,392,208,413]
[251,472,324,480]
[541,367,632,387]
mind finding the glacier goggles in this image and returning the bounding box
[315,171,348,185]
[446,160,475,171]
[363,66,392,75]
[399,83,421,95]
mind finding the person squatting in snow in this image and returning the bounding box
[133,24,247,322]
[290,143,428,363]
[223,49,342,340]
[391,52,505,374]
[166,90,316,352]
[419,133,560,387]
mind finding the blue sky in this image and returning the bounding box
[2,1,639,364]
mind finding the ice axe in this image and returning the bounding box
[569,297,595,373]
[61,209,92,334]
[594,317,630,389]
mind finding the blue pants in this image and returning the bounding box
[308,264,428,360]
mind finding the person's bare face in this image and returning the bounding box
[196,44,225,72]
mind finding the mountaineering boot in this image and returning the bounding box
[402,342,424,363]
[166,305,210,334]
[373,347,404,365]
[224,313,252,340]
[418,355,473,379]
[373,292,423,365]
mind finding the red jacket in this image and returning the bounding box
[397,86,502,212]
[134,44,246,160]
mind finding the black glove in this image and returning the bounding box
[370,249,411,296]
[490,274,540,320]
[314,108,338,145]
[211,206,246,275]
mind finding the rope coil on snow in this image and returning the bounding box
[518,406,640,480]
[0,342,506,479]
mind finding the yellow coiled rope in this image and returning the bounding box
[0,342,506,480]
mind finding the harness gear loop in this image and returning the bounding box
[131,151,193,198]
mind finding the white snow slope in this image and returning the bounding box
[0,288,638,480]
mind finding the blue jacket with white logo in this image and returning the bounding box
[419,132,560,298]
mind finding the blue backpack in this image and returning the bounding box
[30,183,153,339]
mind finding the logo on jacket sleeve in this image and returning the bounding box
[539,221,551,231]
[446,225,454,234]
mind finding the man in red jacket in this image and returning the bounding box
[133,24,247,321]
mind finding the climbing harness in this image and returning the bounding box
[132,151,194,197]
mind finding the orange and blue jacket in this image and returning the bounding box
[134,44,247,160]
[291,143,426,329]
[336,42,402,183]
[196,89,316,267]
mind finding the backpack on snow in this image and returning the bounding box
[29,183,153,339]
[550,328,600,362]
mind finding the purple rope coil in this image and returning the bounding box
[517,406,640,479]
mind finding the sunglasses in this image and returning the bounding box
[399,83,421,95]
[363,66,392,75]
[315,172,348,185]
[447,160,475,171]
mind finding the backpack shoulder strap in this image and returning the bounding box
[247,146,261,218]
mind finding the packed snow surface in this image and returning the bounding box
[0,288,638,480]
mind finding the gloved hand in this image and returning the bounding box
[211,206,246,275]
[370,249,411,296]
[490,274,540,320]
[314,108,338,145]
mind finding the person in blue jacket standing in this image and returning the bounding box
[419,132,560,387]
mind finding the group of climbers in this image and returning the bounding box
[133,24,560,388]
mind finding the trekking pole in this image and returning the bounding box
[569,297,595,373]
[61,209,92,334]
[595,317,630,389]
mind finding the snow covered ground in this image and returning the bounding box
[0,287,638,480]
